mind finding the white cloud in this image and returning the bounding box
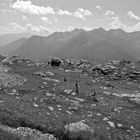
[107,15,140,32]
[25,23,50,33]
[68,26,75,31]
[57,8,92,20]
[10,22,26,32]
[1,9,17,14]
[96,5,101,10]
[54,17,59,23]
[76,8,92,16]
[0,26,9,31]
[39,26,52,33]
[57,10,72,16]
[125,22,140,32]
[82,27,92,31]
[104,10,115,16]
[10,0,55,15]
[0,25,12,34]
[26,23,40,32]
[109,16,125,29]
[22,15,28,20]
[74,11,85,20]
[74,8,92,19]
[10,0,92,20]
[9,22,51,34]
[41,17,52,24]
[104,11,124,29]
[127,11,140,21]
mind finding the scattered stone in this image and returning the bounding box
[45,71,54,76]
[69,106,78,112]
[57,105,61,108]
[103,117,109,121]
[92,80,96,83]
[103,87,108,90]
[87,114,93,117]
[43,77,60,83]
[33,103,39,108]
[75,97,84,102]
[103,91,111,95]
[46,93,53,96]
[66,111,72,114]
[10,92,16,95]
[72,92,76,95]
[58,108,62,111]
[112,93,122,97]
[107,121,115,128]
[96,113,102,116]
[114,108,120,113]
[121,94,133,98]
[130,98,140,104]
[48,106,54,111]
[43,82,47,85]
[117,124,123,127]
[118,107,123,110]
[65,70,72,73]
[64,89,72,94]
[91,104,96,107]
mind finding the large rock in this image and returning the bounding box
[15,127,56,140]
[0,125,56,140]
[65,121,93,133]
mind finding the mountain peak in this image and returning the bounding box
[72,28,85,33]
[109,28,126,34]
[90,27,106,33]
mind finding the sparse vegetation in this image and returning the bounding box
[0,56,139,139]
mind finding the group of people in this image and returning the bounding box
[64,76,98,102]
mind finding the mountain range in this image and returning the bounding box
[0,28,140,63]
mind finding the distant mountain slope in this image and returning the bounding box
[3,28,140,63]
[0,33,33,47]
[11,36,49,60]
[0,38,28,55]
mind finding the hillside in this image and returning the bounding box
[0,38,28,55]
[0,33,33,47]
[0,56,140,140]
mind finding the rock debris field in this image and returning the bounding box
[0,56,140,140]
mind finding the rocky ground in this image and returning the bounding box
[0,56,140,140]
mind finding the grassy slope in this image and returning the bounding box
[0,63,139,139]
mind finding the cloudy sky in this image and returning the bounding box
[0,0,140,35]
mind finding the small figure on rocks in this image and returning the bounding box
[75,80,79,94]
[64,76,67,82]
[92,90,98,102]
[88,89,98,102]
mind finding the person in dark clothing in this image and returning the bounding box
[64,76,67,82]
[92,90,98,102]
[75,80,79,94]
[88,89,98,102]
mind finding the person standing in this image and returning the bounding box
[75,80,79,94]
[64,76,67,82]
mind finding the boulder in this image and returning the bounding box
[49,57,63,67]
[65,121,92,133]
[0,125,56,140]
